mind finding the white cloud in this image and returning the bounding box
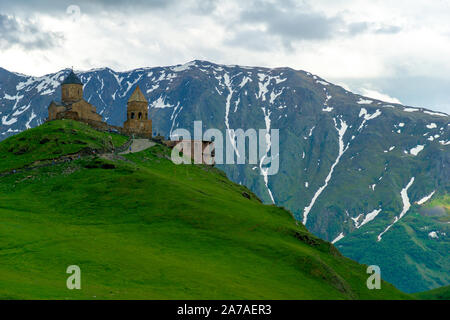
[359,88,402,104]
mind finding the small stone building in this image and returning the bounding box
[123,86,152,138]
[48,71,103,123]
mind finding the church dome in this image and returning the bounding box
[62,70,83,85]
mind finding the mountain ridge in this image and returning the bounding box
[2,60,448,115]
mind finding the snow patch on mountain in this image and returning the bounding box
[112,72,124,86]
[151,95,174,109]
[416,191,435,205]
[25,110,36,129]
[34,72,65,94]
[121,74,143,98]
[12,102,31,117]
[332,232,344,244]
[378,177,415,241]
[359,108,382,120]
[257,74,270,101]
[358,108,382,131]
[410,145,424,156]
[147,84,159,93]
[428,231,439,239]
[322,90,333,112]
[169,103,183,136]
[423,110,447,117]
[316,80,329,86]
[239,76,252,88]
[234,97,240,113]
[256,74,286,101]
[358,209,382,229]
[260,105,275,204]
[303,118,349,225]
[351,214,363,227]
[2,115,18,126]
[357,98,373,105]
[3,93,24,110]
[223,73,240,158]
[171,61,196,72]
[270,88,284,104]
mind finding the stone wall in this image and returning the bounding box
[70,100,103,122]
[48,103,67,120]
[123,119,152,138]
[49,100,102,123]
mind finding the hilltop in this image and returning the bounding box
[0,120,410,299]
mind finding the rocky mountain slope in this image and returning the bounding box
[0,61,448,292]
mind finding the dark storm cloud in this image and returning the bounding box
[240,1,343,41]
[0,14,63,50]
[225,29,274,51]
[0,0,216,15]
[228,1,402,50]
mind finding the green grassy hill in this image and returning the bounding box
[337,194,449,293]
[0,120,127,173]
[0,120,411,299]
[413,285,450,300]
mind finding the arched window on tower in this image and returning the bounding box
[138,112,142,119]
[131,112,135,119]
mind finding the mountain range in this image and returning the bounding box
[0,60,448,292]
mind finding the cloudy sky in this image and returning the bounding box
[1,0,450,113]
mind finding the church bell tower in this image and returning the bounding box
[123,85,152,137]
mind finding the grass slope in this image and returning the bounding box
[0,120,127,173]
[413,285,450,300]
[0,120,410,299]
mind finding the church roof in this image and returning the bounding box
[128,85,147,103]
[62,70,83,85]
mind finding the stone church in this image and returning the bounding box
[48,71,103,123]
[48,71,152,138]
